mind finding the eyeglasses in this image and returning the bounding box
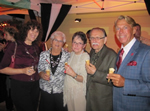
[89,37,105,41]
[53,39,64,43]
[72,42,84,46]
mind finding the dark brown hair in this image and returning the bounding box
[19,20,43,45]
[72,31,87,44]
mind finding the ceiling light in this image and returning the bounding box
[75,18,81,23]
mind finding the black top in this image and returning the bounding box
[50,52,62,74]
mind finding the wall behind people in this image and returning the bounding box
[55,10,150,52]
[24,10,150,52]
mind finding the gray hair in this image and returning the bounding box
[114,15,136,28]
[50,31,66,43]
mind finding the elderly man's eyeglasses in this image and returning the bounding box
[90,37,105,41]
[53,39,64,43]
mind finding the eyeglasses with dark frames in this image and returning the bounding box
[72,42,84,46]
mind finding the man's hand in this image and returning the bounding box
[86,63,96,75]
[107,73,125,87]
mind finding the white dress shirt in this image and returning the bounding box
[121,37,136,61]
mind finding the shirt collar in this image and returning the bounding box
[121,37,136,55]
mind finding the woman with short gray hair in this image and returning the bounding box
[38,31,70,111]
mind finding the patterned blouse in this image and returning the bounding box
[38,48,70,94]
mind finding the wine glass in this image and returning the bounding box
[30,63,36,81]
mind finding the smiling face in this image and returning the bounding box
[72,36,86,55]
[90,29,107,53]
[25,28,39,45]
[115,19,136,47]
[51,35,64,51]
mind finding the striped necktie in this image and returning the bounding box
[116,48,124,70]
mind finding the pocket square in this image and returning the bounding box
[127,61,137,66]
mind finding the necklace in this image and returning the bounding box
[50,48,61,68]
[50,53,61,68]
[25,47,38,62]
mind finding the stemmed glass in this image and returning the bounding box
[30,63,37,81]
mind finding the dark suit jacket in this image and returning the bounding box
[113,40,150,111]
[86,45,117,111]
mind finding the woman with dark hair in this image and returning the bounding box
[0,20,42,111]
[63,31,90,111]
[19,20,42,45]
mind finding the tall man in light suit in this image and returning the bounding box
[86,27,117,111]
[107,15,150,111]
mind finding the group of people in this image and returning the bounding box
[0,15,150,111]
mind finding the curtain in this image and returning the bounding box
[28,9,36,20]
[40,3,72,42]
[144,0,150,15]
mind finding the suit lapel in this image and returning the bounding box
[117,40,140,74]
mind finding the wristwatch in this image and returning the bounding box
[73,74,78,79]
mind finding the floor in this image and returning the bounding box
[0,99,40,111]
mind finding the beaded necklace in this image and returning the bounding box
[50,53,61,68]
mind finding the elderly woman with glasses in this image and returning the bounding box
[38,31,70,111]
[63,31,90,111]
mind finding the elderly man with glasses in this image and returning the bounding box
[86,27,117,111]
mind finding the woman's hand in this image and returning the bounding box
[23,66,35,76]
[39,71,50,81]
[65,65,76,77]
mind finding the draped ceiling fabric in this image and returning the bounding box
[28,9,36,20]
[0,0,30,9]
[40,3,72,42]
[144,0,150,15]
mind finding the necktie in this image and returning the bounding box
[116,48,124,70]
